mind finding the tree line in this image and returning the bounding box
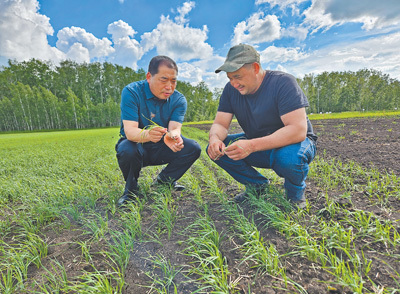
[299,69,400,114]
[0,59,399,132]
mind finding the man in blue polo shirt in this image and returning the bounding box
[207,44,317,208]
[116,55,201,207]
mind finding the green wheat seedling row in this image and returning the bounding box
[307,158,400,249]
[222,204,289,285]
[143,253,182,294]
[150,187,178,239]
[0,233,48,293]
[33,259,125,293]
[183,210,239,293]
[189,158,308,292]
[33,200,144,292]
[246,192,399,293]
[310,154,400,205]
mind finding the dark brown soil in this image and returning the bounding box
[25,116,399,293]
[312,116,400,175]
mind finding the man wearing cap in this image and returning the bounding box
[206,44,317,208]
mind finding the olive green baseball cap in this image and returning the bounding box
[215,43,260,73]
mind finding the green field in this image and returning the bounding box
[1,123,399,293]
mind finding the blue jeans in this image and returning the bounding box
[116,136,201,197]
[206,133,316,201]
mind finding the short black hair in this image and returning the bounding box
[148,55,178,75]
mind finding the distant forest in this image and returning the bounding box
[0,59,399,132]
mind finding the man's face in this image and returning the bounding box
[227,63,259,95]
[146,65,177,100]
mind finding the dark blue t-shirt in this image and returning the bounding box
[218,70,316,141]
[119,80,187,137]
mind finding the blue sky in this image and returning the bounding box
[1,0,400,89]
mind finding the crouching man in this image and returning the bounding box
[207,44,317,208]
[116,55,201,206]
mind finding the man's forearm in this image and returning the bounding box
[126,127,150,143]
[209,123,228,142]
[251,124,307,152]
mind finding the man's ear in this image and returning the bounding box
[253,62,261,74]
[146,72,152,82]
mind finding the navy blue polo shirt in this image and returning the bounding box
[218,71,316,141]
[119,80,187,137]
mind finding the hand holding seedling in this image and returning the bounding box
[147,126,167,143]
[208,137,226,161]
[164,130,184,152]
[224,139,252,160]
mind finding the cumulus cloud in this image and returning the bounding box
[108,20,136,42]
[56,26,114,61]
[0,0,65,62]
[140,15,213,61]
[260,46,308,63]
[285,31,400,80]
[66,43,90,63]
[177,62,204,85]
[232,12,281,45]
[304,0,400,31]
[281,25,309,41]
[107,20,143,69]
[255,0,307,7]
[174,1,195,25]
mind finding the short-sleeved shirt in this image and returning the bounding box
[218,70,317,142]
[119,80,187,137]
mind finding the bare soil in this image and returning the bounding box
[27,116,400,293]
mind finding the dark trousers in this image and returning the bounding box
[115,136,201,196]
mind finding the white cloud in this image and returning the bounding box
[66,43,90,63]
[282,25,309,41]
[304,0,400,31]
[140,15,213,61]
[255,0,308,15]
[232,12,281,45]
[109,37,143,70]
[177,62,203,85]
[56,26,114,61]
[284,31,400,80]
[255,0,307,7]
[260,46,308,63]
[0,0,65,62]
[107,20,143,69]
[176,55,228,88]
[108,20,137,42]
[174,1,195,25]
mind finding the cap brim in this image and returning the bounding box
[215,62,244,73]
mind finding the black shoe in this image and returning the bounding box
[288,192,307,209]
[233,183,268,203]
[233,191,248,203]
[117,194,137,207]
[291,200,307,209]
[172,182,185,191]
[153,179,185,191]
[288,195,307,209]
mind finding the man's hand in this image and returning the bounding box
[164,131,184,152]
[147,126,167,143]
[224,139,253,160]
[208,137,226,161]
